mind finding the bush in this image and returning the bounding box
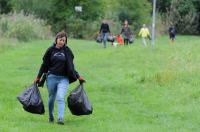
[0,17,9,34]
[161,0,199,35]
[66,18,103,40]
[0,12,52,41]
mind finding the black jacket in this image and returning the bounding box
[99,23,110,33]
[37,44,80,84]
[168,27,176,35]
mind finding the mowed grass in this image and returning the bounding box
[0,36,200,132]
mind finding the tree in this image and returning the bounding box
[11,0,104,38]
[0,0,12,14]
[156,0,172,13]
[116,0,152,31]
[163,0,199,34]
[11,0,52,17]
[47,0,104,36]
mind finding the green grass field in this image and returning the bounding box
[0,36,200,132]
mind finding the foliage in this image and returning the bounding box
[157,0,200,34]
[104,0,151,31]
[49,0,104,37]
[161,0,199,34]
[156,0,172,13]
[10,0,52,18]
[10,0,153,38]
[10,0,104,38]
[117,0,151,26]
[0,12,52,41]
[0,0,12,14]
[2,0,200,36]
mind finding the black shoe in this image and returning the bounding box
[49,118,54,123]
[57,118,64,125]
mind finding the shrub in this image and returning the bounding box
[0,12,52,41]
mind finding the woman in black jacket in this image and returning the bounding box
[99,20,111,48]
[168,25,176,43]
[35,31,85,125]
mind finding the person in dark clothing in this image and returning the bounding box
[34,31,85,125]
[99,20,110,48]
[168,25,176,43]
[120,20,132,45]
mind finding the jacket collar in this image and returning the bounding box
[52,43,68,50]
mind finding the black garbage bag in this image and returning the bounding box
[107,34,114,42]
[129,35,134,44]
[17,83,45,114]
[67,84,93,116]
[96,34,102,43]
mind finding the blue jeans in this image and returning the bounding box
[142,37,147,46]
[46,74,69,120]
[102,33,108,48]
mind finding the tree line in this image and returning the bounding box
[0,0,200,39]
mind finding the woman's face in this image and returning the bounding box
[56,37,66,48]
[124,21,128,27]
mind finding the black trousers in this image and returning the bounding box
[124,38,129,45]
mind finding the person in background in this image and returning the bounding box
[138,24,150,47]
[120,20,132,45]
[112,34,124,47]
[34,31,85,125]
[99,20,111,48]
[115,34,124,45]
[168,25,176,43]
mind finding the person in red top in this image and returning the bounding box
[116,35,124,45]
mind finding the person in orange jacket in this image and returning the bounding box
[116,34,124,45]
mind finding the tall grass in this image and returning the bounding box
[0,12,52,41]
